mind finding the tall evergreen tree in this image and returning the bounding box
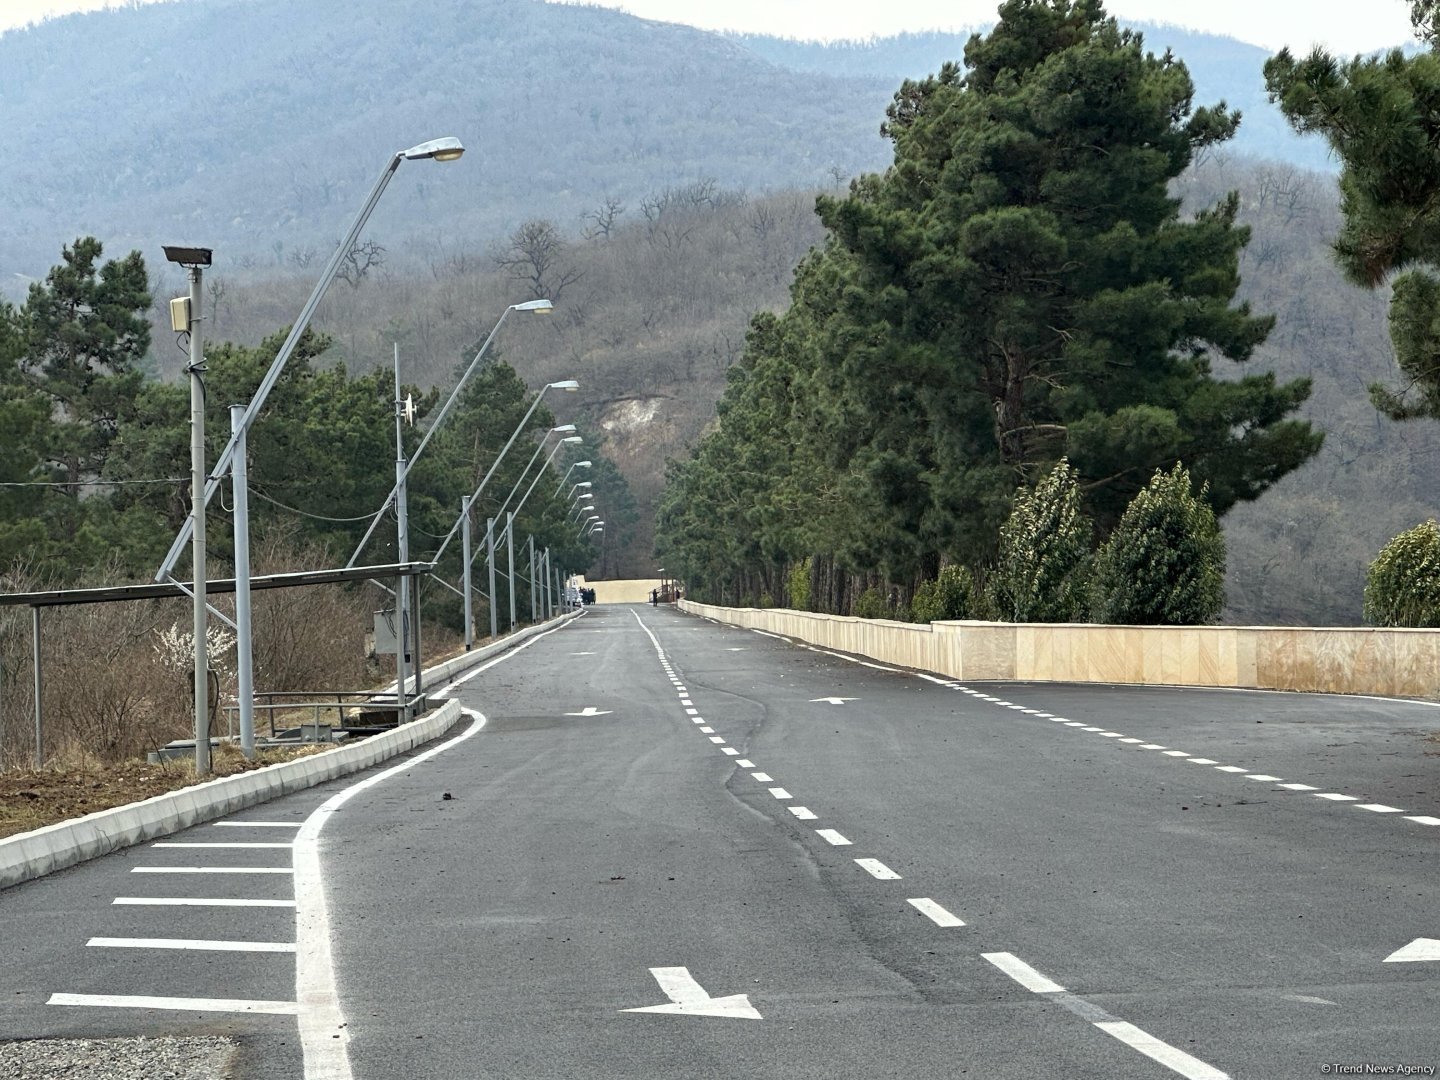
[1265,12,1440,421]
[20,236,151,494]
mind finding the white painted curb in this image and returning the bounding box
[0,607,584,891]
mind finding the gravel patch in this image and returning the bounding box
[0,1036,238,1079]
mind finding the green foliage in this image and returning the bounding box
[1363,520,1440,627]
[1265,34,1440,423]
[853,587,887,620]
[1090,464,1225,625]
[758,591,775,609]
[911,564,973,623]
[987,460,1091,623]
[655,0,1318,613]
[787,557,813,611]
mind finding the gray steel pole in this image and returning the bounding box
[528,534,536,623]
[544,549,552,618]
[187,265,210,776]
[229,405,255,758]
[507,512,517,631]
[486,518,497,640]
[462,495,473,650]
[409,574,422,703]
[393,344,411,698]
[31,607,41,768]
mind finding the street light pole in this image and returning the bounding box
[184,260,209,775]
[393,344,411,700]
[462,495,473,649]
[428,383,578,565]
[346,300,553,568]
[156,137,464,584]
[230,404,255,759]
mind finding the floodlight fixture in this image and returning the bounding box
[162,245,213,267]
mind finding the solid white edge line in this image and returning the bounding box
[48,992,298,1015]
[1094,1020,1230,1080]
[294,706,490,1080]
[907,897,965,927]
[87,937,295,953]
[981,952,1065,994]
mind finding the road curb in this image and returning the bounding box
[0,607,584,891]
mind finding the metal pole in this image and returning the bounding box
[462,495,473,650]
[230,405,255,759]
[187,264,210,777]
[409,573,423,704]
[507,512,517,631]
[394,574,406,713]
[528,534,536,623]
[544,549,552,618]
[31,607,41,769]
[486,517,497,640]
[394,344,411,691]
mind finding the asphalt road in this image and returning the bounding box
[3,602,1439,1079]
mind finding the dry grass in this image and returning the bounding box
[0,743,331,840]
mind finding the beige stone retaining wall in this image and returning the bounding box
[680,601,1440,699]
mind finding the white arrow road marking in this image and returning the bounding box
[1384,938,1440,962]
[810,697,856,705]
[564,707,613,717]
[623,967,762,1019]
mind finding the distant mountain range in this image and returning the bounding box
[0,0,1339,291]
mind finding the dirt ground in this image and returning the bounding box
[0,744,330,840]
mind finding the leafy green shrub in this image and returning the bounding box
[787,557,813,610]
[1091,463,1225,625]
[1364,519,1440,626]
[987,459,1092,622]
[758,591,775,608]
[853,587,887,620]
[912,565,974,623]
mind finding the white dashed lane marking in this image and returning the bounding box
[933,676,1436,829]
[908,897,965,926]
[816,829,852,846]
[855,858,901,880]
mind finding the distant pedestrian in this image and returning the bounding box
[650,589,658,606]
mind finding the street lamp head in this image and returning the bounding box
[402,137,465,162]
[574,482,592,489]
[513,299,553,313]
[574,460,592,468]
[162,245,212,267]
[548,380,580,392]
[562,436,583,444]
[551,424,577,434]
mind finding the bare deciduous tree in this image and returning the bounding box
[492,219,581,300]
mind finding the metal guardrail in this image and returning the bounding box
[220,690,415,740]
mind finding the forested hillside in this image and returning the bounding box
[0,0,1342,286]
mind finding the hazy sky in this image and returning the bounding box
[0,0,1417,55]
